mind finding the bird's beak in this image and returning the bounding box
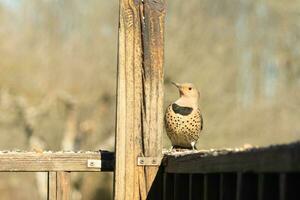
[172,82,184,96]
[171,82,180,88]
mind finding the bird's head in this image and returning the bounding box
[172,82,200,101]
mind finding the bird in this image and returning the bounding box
[165,82,203,150]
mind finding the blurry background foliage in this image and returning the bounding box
[0,0,299,199]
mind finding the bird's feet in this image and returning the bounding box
[191,141,197,152]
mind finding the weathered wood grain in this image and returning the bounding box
[47,171,71,200]
[114,0,165,199]
[115,0,142,198]
[48,172,57,200]
[0,151,103,172]
[141,0,165,196]
[57,172,71,200]
[164,142,300,173]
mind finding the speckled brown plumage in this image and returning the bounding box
[165,104,203,148]
[165,82,203,149]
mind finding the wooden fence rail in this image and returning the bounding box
[0,151,114,200]
[0,151,101,172]
[0,143,300,200]
[162,142,300,200]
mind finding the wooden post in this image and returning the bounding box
[114,0,165,199]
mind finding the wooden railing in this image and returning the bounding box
[1,142,299,200]
[161,142,300,200]
[0,151,114,200]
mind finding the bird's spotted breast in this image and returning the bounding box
[165,104,203,148]
[172,103,193,116]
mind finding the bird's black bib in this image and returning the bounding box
[172,103,193,116]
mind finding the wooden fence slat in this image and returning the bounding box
[279,173,286,200]
[206,174,220,200]
[204,174,208,200]
[221,173,237,200]
[48,172,57,200]
[173,174,178,200]
[163,173,167,200]
[114,0,165,199]
[286,173,300,200]
[174,174,189,200]
[262,173,279,200]
[163,173,174,200]
[57,172,71,200]
[188,174,193,200]
[236,173,242,200]
[219,174,224,200]
[258,174,264,200]
[190,174,204,200]
[0,152,104,172]
[240,173,258,200]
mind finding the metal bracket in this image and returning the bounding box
[87,159,102,168]
[137,156,162,166]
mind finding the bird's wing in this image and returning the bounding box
[200,113,203,131]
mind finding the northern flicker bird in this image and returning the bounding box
[165,82,203,150]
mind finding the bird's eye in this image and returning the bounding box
[188,87,192,90]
